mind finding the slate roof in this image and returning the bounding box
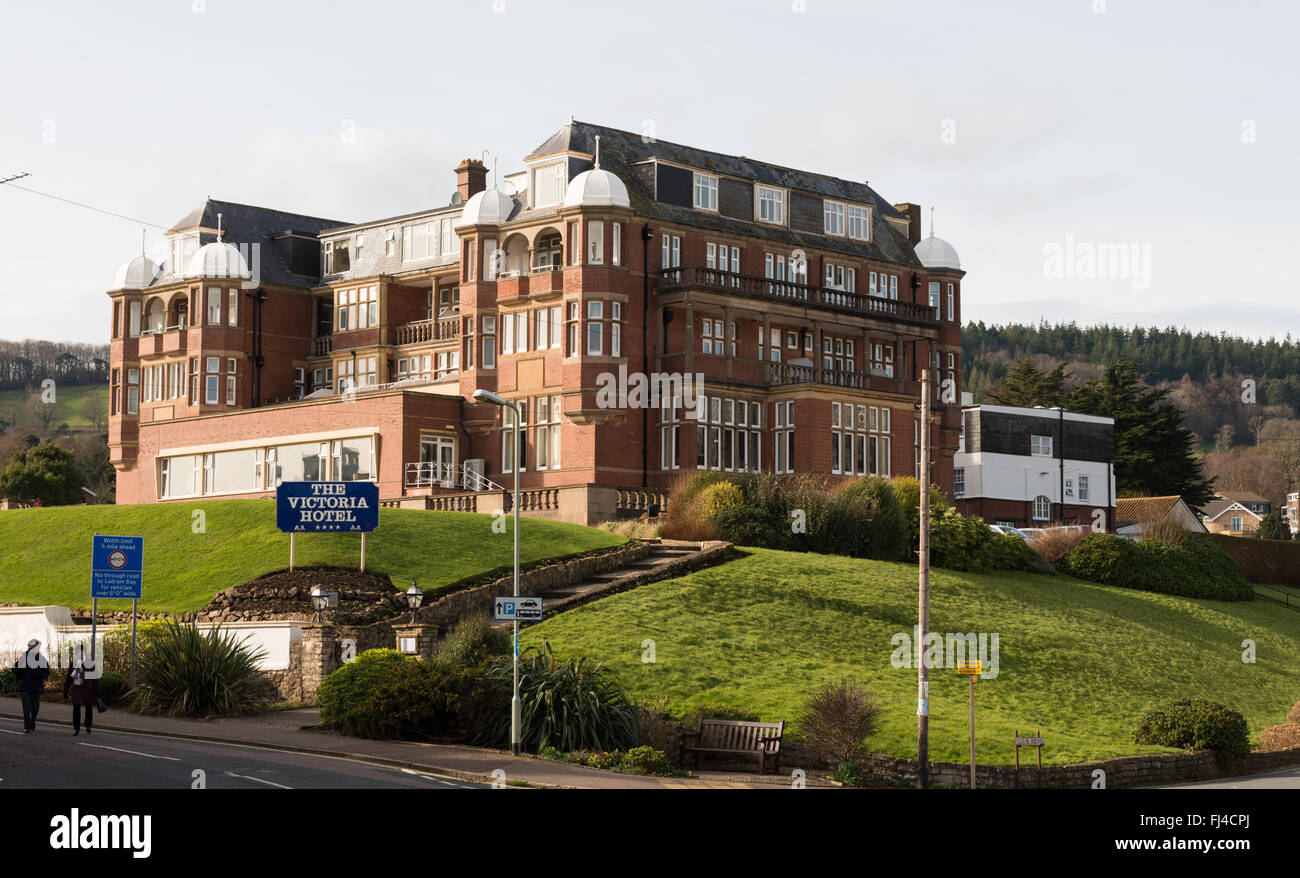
[1200,498,1264,522]
[163,198,349,289]
[524,120,924,268]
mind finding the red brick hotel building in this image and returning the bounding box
[106,121,965,523]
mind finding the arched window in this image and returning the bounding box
[1033,495,1051,522]
[145,298,165,333]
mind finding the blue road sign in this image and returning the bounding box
[276,481,379,533]
[91,535,144,599]
[494,596,542,622]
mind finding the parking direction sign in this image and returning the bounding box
[494,596,543,622]
[92,535,144,599]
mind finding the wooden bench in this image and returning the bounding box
[678,718,784,774]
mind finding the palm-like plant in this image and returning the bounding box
[477,643,640,753]
[131,620,269,717]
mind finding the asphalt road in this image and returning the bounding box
[1152,766,1300,789]
[0,716,485,789]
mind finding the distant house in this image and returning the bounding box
[1285,492,1298,536]
[1199,492,1269,536]
[1114,496,1207,538]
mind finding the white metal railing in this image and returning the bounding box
[462,463,503,492]
[405,461,456,489]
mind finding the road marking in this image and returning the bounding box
[0,729,23,735]
[223,771,292,790]
[79,742,180,761]
[401,767,468,787]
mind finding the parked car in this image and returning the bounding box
[988,525,1029,541]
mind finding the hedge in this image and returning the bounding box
[1205,532,1300,587]
[1065,534,1253,601]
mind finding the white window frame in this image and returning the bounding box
[847,205,871,241]
[756,185,786,225]
[824,200,845,236]
[693,172,718,212]
[1034,496,1051,522]
[1030,435,1053,457]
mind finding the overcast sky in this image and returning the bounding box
[2,0,1296,345]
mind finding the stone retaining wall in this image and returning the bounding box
[864,746,1300,789]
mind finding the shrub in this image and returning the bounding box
[987,532,1055,574]
[0,669,15,694]
[1142,517,1189,547]
[851,477,909,561]
[799,679,880,767]
[699,481,746,522]
[477,644,640,753]
[98,671,131,705]
[930,509,995,571]
[637,696,686,753]
[435,616,510,670]
[892,476,951,552]
[658,473,725,542]
[101,619,168,677]
[619,745,673,776]
[1066,533,1252,600]
[1134,697,1251,766]
[131,620,269,717]
[833,761,863,785]
[1030,527,1089,567]
[319,649,438,739]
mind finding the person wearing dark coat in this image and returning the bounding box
[15,639,50,732]
[63,653,102,736]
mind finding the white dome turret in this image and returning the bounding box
[563,168,629,209]
[456,188,516,227]
[914,234,961,270]
[112,255,161,290]
[185,241,250,279]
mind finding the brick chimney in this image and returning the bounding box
[455,159,488,201]
[893,202,923,244]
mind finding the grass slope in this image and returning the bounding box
[522,547,1300,766]
[0,499,625,614]
[0,383,107,430]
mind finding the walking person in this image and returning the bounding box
[15,638,50,732]
[63,648,101,736]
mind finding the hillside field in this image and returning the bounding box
[0,499,626,614]
[523,547,1300,766]
[0,383,108,431]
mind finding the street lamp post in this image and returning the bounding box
[310,585,329,624]
[473,388,522,757]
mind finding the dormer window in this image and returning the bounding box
[824,201,845,236]
[531,163,566,208]
[324,239,350,274]
[847,205,871,241]
[170,234,198,274]
[693,173,718,211]
[756,186,785,225]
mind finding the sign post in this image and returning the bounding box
[493,597,543,622]
[957,659,982,789]
[1013,730,1046,788]
[275,482,379,572]
[91,535,144,681]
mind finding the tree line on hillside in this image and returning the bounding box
[0,339,109,390]
[962,321,1300,415]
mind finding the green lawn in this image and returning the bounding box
[522,548,1300,766]
[0,499,625,614]
[0,383,107,431]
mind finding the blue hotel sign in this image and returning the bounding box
[276,481,379,533]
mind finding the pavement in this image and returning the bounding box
[1150,765,1300,789]
[0,696,802,789]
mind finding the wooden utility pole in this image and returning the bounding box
[917,368,931,790]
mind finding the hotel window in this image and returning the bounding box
[206,288,222,325]
[660,396,681,470]
[535,308,549,350]
[612,222,621,265]
[227,358,238,405]
[889,275,898,299]
[587,221,603,264]
[440,217,454,258]
[756,185,785,224]
[701,318,721,355]
[534,395,563,470]
[954,467,965,497]
[385,231,396,257]
[1030,435,1053,457]
[479,316,495,369]
[402,223,432,262]
[586,301,603,355]
[484,238,500,280]
[824,263,855,292]
[549,305,562,348]
[1034,495,1051,522]
[126,369,139,414]
[773,400,795,473]
[847,205,870,241]
[324,239,350,273]
[947,284,955,321]
[824,200,845,236]
[868,272,878,296]
[516,311,529,353]
[227,289,239,326]
[204,357,219,404]
[612,302,622,357]
[871,343,894,377]
[357,356,377,387]
[188,358,198,404]
[354,235,364,262]
[531,163,565,208]
[569,222,581,266]
[929,282,941,319]
[567,302,580,356]
[110,369,121,415]
[1079,475,1090,501]
[502,312,515,354]
[661,234,681,278]
[693,172,718,211]
[465,239,475,282]
[502,401,528,474]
